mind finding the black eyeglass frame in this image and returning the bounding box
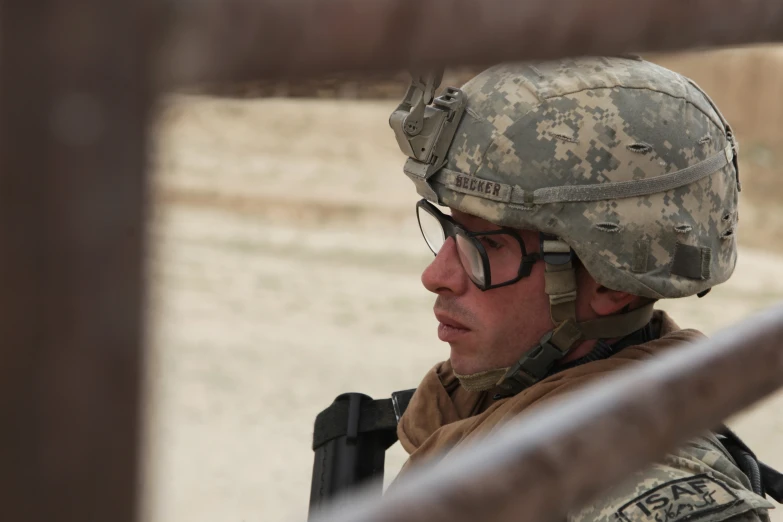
[416,199,541,291]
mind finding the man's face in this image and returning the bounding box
[420,208,554,375]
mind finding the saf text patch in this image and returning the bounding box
[617,474,742,522]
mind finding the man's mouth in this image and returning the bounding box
[434,310,471,342]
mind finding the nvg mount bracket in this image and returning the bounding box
[389,71,467,179]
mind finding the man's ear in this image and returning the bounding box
[590,285,639,316]
[575,264,639,317]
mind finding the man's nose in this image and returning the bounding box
[421,237,469,296]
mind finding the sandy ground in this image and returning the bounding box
[142,97,783,522]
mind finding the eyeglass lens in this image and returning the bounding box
[418,204,525,288]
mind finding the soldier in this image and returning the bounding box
[388,56,777,521]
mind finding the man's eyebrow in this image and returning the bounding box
[450,212,503,232]
[466,222,505,233]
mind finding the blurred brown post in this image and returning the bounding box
[0,1,154,521]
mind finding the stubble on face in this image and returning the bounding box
[434,274,553,375]
[423,211,554,375]
[435,259,632,375]
[434,295,477,327]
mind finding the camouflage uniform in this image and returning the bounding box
[390,57,776,521]
[570,433,774,522]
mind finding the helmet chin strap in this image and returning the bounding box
[454,235,655,395]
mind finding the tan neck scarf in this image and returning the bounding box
[396,310,705,473]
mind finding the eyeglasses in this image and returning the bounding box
[416,199,541,290]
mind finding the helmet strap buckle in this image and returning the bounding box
[495,320,581,397]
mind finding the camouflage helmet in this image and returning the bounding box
[393,56,739,300]
[390,57,740,394]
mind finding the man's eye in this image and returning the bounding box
[480,237,503,250]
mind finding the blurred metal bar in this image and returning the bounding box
[160,0,783,86]
[309,304,783,522]
[0,1,155,521]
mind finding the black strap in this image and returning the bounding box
[717,425,783,502]
[760,462,783,504]
[550,318,659,375]
[312,390,416,450]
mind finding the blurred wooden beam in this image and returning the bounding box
[309,305,783,522]
[178,68,486,99]
[159,0,783,87]
[0,1,155,521]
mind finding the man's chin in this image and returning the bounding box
[449,347,484,376]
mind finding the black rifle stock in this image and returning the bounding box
[308,391,415,516]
